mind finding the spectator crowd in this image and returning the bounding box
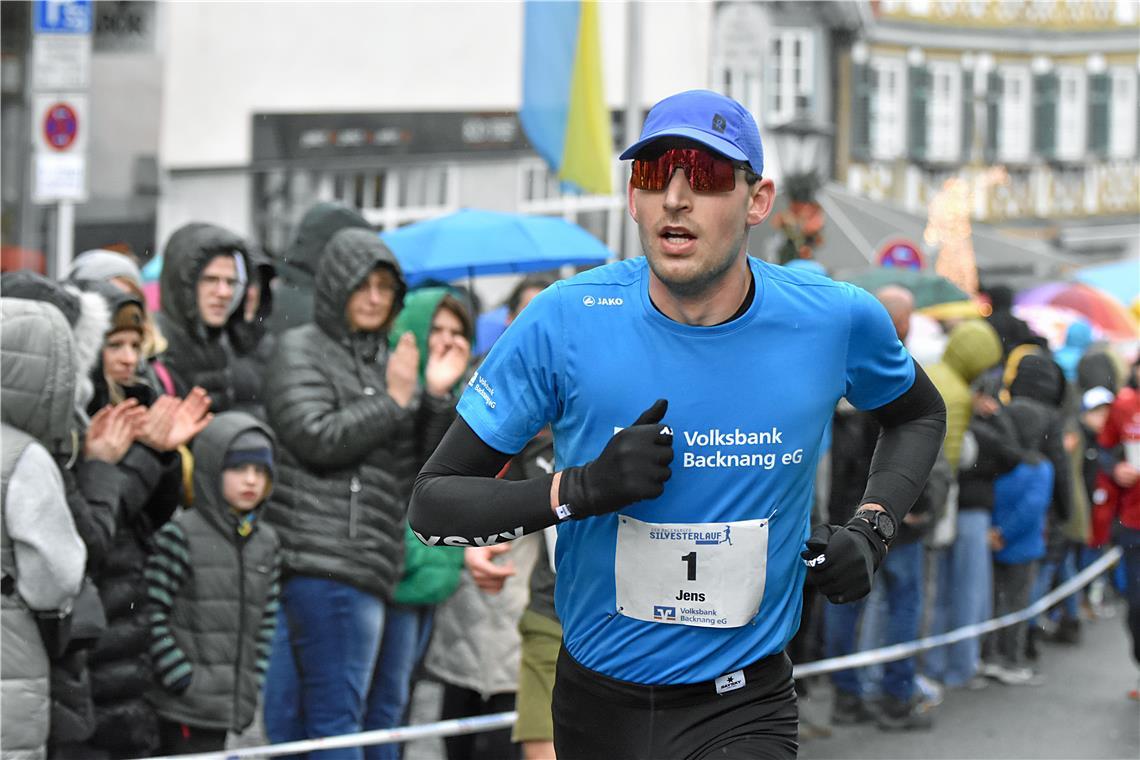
[1,201,1137,759]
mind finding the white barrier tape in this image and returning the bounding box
[792,545,1123,678]
[137,545,1123,759]
[140,712,517,759]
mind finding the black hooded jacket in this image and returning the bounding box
[265,202,371,335]
[1008,353,1073,526]
[83,393,181,758]
[984,285,1035,357]
[155,223,262,414]
[262,228,455,600]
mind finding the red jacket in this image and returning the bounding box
[1098,387,1140,531]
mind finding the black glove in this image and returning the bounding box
[801,518,888,604]
[559,399,673,519]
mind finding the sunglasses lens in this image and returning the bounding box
[630,149,737,193]
[710,155,738,191]
[631,156,668,191]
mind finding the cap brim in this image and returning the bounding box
[619,127,749,164]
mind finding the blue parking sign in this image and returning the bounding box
[34,0,92,34]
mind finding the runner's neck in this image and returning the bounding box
[649,269,755,326]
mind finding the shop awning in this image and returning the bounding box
[812,183,1080,285]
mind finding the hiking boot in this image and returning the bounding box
[979,661,1006,680]
[992,665,1045,686]
[1053,617,1081,644]
[961,674,990,690]
[1025,626,1040,661]
[914,675,944,708]
[831,692,874,725]
[799,718,834,740]
[876,695,935,731]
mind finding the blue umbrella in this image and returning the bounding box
[380,208,612,286]
[1074,257,1139,308]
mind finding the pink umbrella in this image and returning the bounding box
[1016,282,1137,339]
[1012,304,1104,351]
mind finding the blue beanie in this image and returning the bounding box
[223,430,274,476]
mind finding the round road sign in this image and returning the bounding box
[876,238,925,270]
[43,103,79,151]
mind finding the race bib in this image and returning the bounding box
[614,515,770,629]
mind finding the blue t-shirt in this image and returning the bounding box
[457,256,914,684]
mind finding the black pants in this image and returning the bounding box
[552,647,798,760]
[439,684,519,760]
[156,719,227,756]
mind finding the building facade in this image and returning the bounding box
[836,0,1139,265]
[153,2,719,263]
[8,1,1128,286]
[5,1,861,278]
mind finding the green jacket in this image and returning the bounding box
[925,320,1002,472]
[390,287,466,606]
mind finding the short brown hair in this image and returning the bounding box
[436,293,474,341]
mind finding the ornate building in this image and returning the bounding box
[836,0,1139,265]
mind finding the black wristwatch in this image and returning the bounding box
[854,508,897,544]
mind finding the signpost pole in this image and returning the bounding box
[31,0,91,277]
[620,0,642,260]
[55,200,74,276]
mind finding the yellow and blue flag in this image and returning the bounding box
[520,0,613,195]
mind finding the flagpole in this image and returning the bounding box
[620,0,642,260]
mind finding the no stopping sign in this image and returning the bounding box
[43,102,79,151]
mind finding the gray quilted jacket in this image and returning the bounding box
[1,299,87,760]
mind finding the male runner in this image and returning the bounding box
[410,90,946,759]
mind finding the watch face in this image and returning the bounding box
[875,512,897,541]
[859,509,895,541]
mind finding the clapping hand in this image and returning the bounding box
[386,332,420,408]
[136,387,213,452]
[425,333,471,397]
[85,399,145,464]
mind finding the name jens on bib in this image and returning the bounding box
[614,515,770,629]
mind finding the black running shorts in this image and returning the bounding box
[552,647,798,760]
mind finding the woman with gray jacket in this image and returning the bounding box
[261,228,467,756]
[1,299,88,760]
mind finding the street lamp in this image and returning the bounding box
[768,95,834,202]
[768,96,834,263]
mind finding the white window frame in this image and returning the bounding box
[999,66,1032,163]
[719,67,762,124]
[927,61,962,162]
[871,57,906,160]
[766,28,814,124]
[1056,66,1087,161]
[516,158,624,253]
[316,163,458,231]
[1109,67,1138,159]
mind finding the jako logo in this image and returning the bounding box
[582,295,623,307]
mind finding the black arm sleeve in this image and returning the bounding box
[408,417,558,547]
[860,360,948,525]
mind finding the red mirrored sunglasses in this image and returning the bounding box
[630,147,744,193]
